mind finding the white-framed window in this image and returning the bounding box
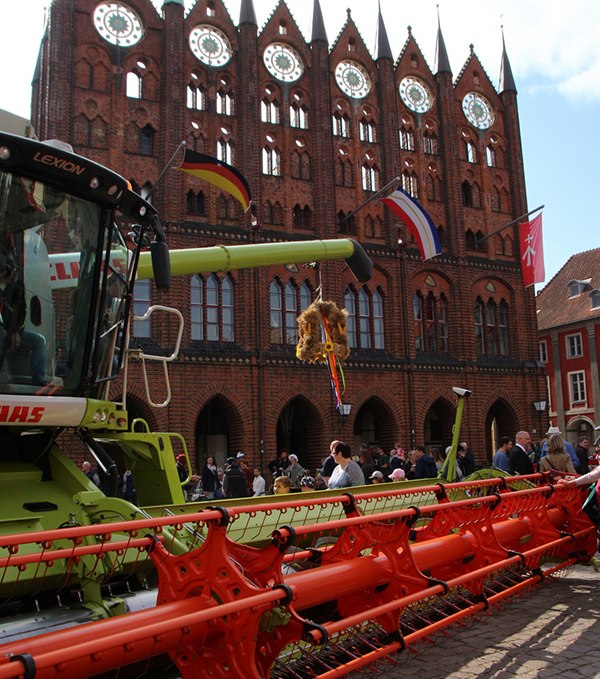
[539,340,548,363]
[132,279,151,338]
[569,371,586,405]
[566,333,582,358]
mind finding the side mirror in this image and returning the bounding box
[150,240,171,292]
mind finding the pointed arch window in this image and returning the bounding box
[216,89,234,115]
[270,279,312,344]
[292,204,312,229]
[126,71,142,99]
[426,174,442,202]
[139,125,154,155]
[361,162,379,192]
[217,194,235,220]
[344,286,385,350]
[186,190,205,216]
[262,146,281,176]
[336,157,353,187]
[332,111,350,138]
[359,118,376,143]
[414,290,449,353]
[401,171,418,197]
[217,138,232,164]
[474,297,509,356]
[261,97,280,123]
[187,82,205,110]
[291,151,310,180]
[423,132,438,155]
[338,210,356,235]
[486,145,497,167]
[290,102,308,129]
[399,127,415,151]
[465,140,477,163]
[191,273,234,341]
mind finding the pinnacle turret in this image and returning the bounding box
[375,1,392,60]
[499,29,517,93]
[311,0,327,43]
[239,0,257,26]
[434,12,451,75]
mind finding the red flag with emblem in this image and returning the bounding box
[519,212,545,287]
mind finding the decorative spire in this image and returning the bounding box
[311,0,327,43]
[434,6,451,75]
[239,0,257,26]
[499,26,517,93]
[162,0,183,6]
[375,1,393,60]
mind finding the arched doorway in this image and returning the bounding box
[195,396,242,470]
[424,398,455,453]
[566,416,595,449]
[276,397,323,471]
[485,399,518,465]
[352,398,397,454]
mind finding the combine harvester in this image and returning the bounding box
[0,132,595,678]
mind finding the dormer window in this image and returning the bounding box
[590,289,600,309]
[568,279,591,297]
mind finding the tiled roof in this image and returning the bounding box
[536,247,600,331]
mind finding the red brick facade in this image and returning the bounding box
[32,0,546,473]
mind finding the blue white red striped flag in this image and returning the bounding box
[382,186,442,260]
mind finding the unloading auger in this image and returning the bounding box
[0,474,594,678]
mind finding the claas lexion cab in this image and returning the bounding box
[0,131,372,637]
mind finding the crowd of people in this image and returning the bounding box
[172,438,482,500]
[80,427,600,554]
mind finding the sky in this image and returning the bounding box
[1,0,598,290]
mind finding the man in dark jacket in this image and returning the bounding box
[414,445,438,479]
[509,431,534,475]
[575,437,591,475]
[223,457,249,499]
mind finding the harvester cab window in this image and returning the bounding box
[0,168,102,395]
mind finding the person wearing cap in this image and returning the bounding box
[369,470,385,484]
[300,475,316,492]
[540,426,580,470]
[389,468,406,481]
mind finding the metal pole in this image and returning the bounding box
[476,204,544,245]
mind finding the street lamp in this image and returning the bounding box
[337,404,352,416]
[533,401,547,435]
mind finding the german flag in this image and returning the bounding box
[176,149,251,212]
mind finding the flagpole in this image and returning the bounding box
[146,140,187,200]
[339,176,400,225]
[476,204,544,246]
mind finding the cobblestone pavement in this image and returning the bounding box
[350,563,600,679]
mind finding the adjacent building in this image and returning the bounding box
[537,248,600,445]
[30,0,546,472]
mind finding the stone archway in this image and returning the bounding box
[276,397,324,472]
[485,399,518,465]
[195,396,243,470]
[352,398,397,454]
[424,398,455,453]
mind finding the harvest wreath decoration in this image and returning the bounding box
[296,300,349,407]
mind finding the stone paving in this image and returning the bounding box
[350,563,600,678]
